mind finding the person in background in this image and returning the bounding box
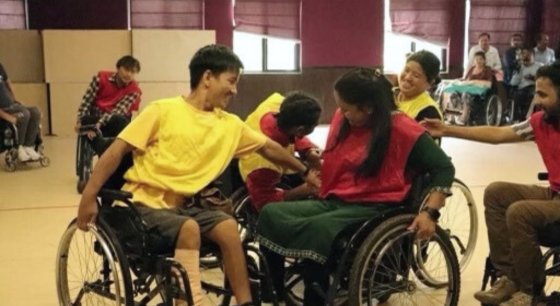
[0,62,42,161]
[75,55,142,140]
[396,50,443,122]
[534,33,556,65]
[510,45,542,121]
[503,33,524,86]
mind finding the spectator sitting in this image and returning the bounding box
[534,33,556,65]
[0,62,42,161]
[511,45,543,121]
[503,33,524,86]
[467,32,503,77]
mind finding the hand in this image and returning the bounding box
[420,118,446,138]
[408,212,437,240]
[86,123,101,140]
[74,122,81,133]
[306,148,322,170]
[302,181,319,196]
[77,196,98,231]
[4,113,17,125]
[304,169,321,189]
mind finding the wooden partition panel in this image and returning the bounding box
[0,30,44,82]
[132,30,215,82]
[10,83,49,134]
[43,30,131,83]
[49,83,89,137]
[137,82,190,110]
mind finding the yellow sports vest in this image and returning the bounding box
[239,93,296,180]
[397,91,442,120]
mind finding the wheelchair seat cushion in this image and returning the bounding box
[443,82,490,96]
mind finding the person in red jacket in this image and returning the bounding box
[75,55,142,139]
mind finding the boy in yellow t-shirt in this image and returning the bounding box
[76,45,319,306]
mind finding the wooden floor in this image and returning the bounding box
[0,126,546,305]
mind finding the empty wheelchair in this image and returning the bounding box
[0,119,49,172]
[56,153,277,306]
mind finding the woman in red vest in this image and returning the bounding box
[75,55,142,139]
[257,68,455,305]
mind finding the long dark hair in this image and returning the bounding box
[332,68,397,177]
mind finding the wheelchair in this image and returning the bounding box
[75,125,98,193]
[233,174,462,305]
[233,174,477,276]
[0,119,49,172]
[56,152,280,306]
[480,173,560,306]
[437,79,513,126]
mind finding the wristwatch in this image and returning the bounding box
[420,206,441,222]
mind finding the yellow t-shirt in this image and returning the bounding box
[239,92,295,180]
[397,91,442,120]
[118,96,267,209]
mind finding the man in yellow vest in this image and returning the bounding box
[239,92,322,211]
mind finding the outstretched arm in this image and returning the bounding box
[77,139,135,230]
[421,118,525,144]
[257,138,320,188]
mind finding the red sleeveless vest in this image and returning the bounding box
[319,110,425,203]
[95,71,141,114]
[530,111,560,191]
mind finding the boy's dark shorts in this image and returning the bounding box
[135,203,233,251]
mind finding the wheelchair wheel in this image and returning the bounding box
[4,149,16,172]
[542,247,560,298]
[426,179,478,271]
[56,219,134,306]
[284,258,305,306]
[39,156,50,167]
[348,214,460,306]
[232,186,259,242]
[76,136,94,194]
[485,95,502,126]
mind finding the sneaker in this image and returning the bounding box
[24,146,41,160]
[499,291,533,306]
[474,276,518,305]
[17,146,30,161]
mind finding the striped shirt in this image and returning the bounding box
[512,119,534,140]
[76,73,140,126]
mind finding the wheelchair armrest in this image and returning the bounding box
[538,172,549,181]
[99,188,133,202]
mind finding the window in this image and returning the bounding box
[233,31,300,73]
[384,32,447,74]
[384,0,448,74]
